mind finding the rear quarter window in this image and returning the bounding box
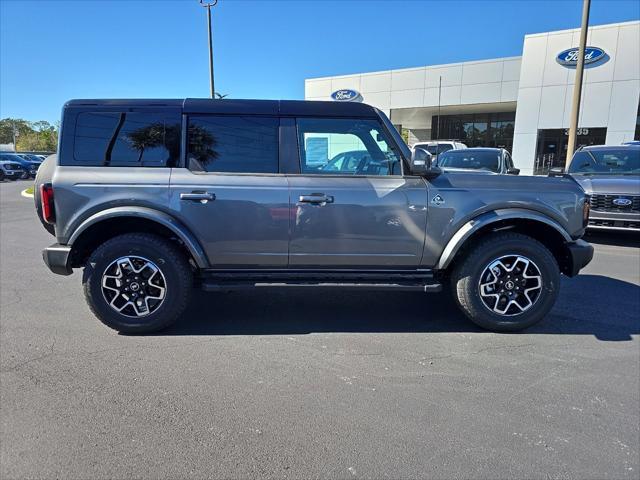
[67,111,181,167]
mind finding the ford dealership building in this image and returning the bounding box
[304,21,640,175]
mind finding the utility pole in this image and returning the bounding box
[200,0,218,99]
[437,76,442,142]
[565,0,591,169]
[12,121,18,151]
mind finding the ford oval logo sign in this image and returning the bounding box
[556,47,606,67]
[331,89,361,102]
[613,197,632,207]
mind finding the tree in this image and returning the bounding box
[0,117,58,152]
[126,122,165,164]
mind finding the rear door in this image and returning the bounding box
[287,117,428,268]
[169,114,289,268]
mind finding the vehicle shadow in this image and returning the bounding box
[157,274,639,341]
[584,230,640,248]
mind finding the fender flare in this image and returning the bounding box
[436,208,572,270]
[67,206,209,268]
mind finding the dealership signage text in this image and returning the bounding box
[556,47,606,67]
[331,89,361,102]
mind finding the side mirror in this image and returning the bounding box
[548,167,565,177]
[411,148,441,178]
[507,167,520,175]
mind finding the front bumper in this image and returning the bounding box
[43,243,73,276]
[564,239,594,277]
[2,170,21,179]
[588,210,640,231]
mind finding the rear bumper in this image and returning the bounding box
[564,239,594,277]
[42,244,73,276]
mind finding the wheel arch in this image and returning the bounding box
[67,207,209,269]
[437,209,574,275]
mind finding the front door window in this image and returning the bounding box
[297,118,402,176]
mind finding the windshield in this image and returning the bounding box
[438,150,500,172]
[416,143,453,155]
[322,150,370,172]
[569,149,640,175]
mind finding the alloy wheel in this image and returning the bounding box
[478,254,543,316]
[101,256,167,317]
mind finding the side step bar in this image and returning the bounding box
[199,269,442,293]
[201,281,442,293]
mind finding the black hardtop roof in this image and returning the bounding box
[64,98,381,118]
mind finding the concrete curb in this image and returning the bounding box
[21,189,34,199]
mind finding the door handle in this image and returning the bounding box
[180,192,216,203]
[298,194,334,204]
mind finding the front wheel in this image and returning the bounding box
[83,233,192,334]
[450,232,560,332]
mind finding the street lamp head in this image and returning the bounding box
[199,0,218,7]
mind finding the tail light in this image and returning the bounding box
[40,183,55,224]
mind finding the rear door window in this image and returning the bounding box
[71,111,181,167]
[187,115,279,173]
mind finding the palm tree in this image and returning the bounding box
[126,123,165,164]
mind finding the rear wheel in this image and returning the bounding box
[450,232,560,332]
[83,233,192,333]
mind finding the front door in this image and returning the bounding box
[169,114,289,268]
[288,117,428,268]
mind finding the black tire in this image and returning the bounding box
[0,171,4,181]
[450,232,560,332]
[83,233,192,334]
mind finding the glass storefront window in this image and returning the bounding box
[431,112,515,152]
[534,128,607,175]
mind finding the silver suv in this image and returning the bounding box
[35,99,593,334]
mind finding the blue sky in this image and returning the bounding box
[1,0,639,123]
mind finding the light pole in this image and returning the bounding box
[12,121,18,150]
[200,0,218,99]
[565,0,591,169]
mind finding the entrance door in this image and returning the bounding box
[288,117,428,268]
[535,128,607,174]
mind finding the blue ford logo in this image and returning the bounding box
[331,89,361,102]
[556,47,606,67]
[613,198,632,207]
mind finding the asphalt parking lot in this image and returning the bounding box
[1,179,638,480]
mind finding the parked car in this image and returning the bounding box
[552,144,640,231]
[437,148,520,175]
[412,140,467,158]
[0,160,24,181]
[0,153,39,178]
[19,153,45,163]
[35,98,592,334]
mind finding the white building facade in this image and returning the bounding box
[304,21,640,175]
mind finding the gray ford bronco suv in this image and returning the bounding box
[35,99,593,333]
